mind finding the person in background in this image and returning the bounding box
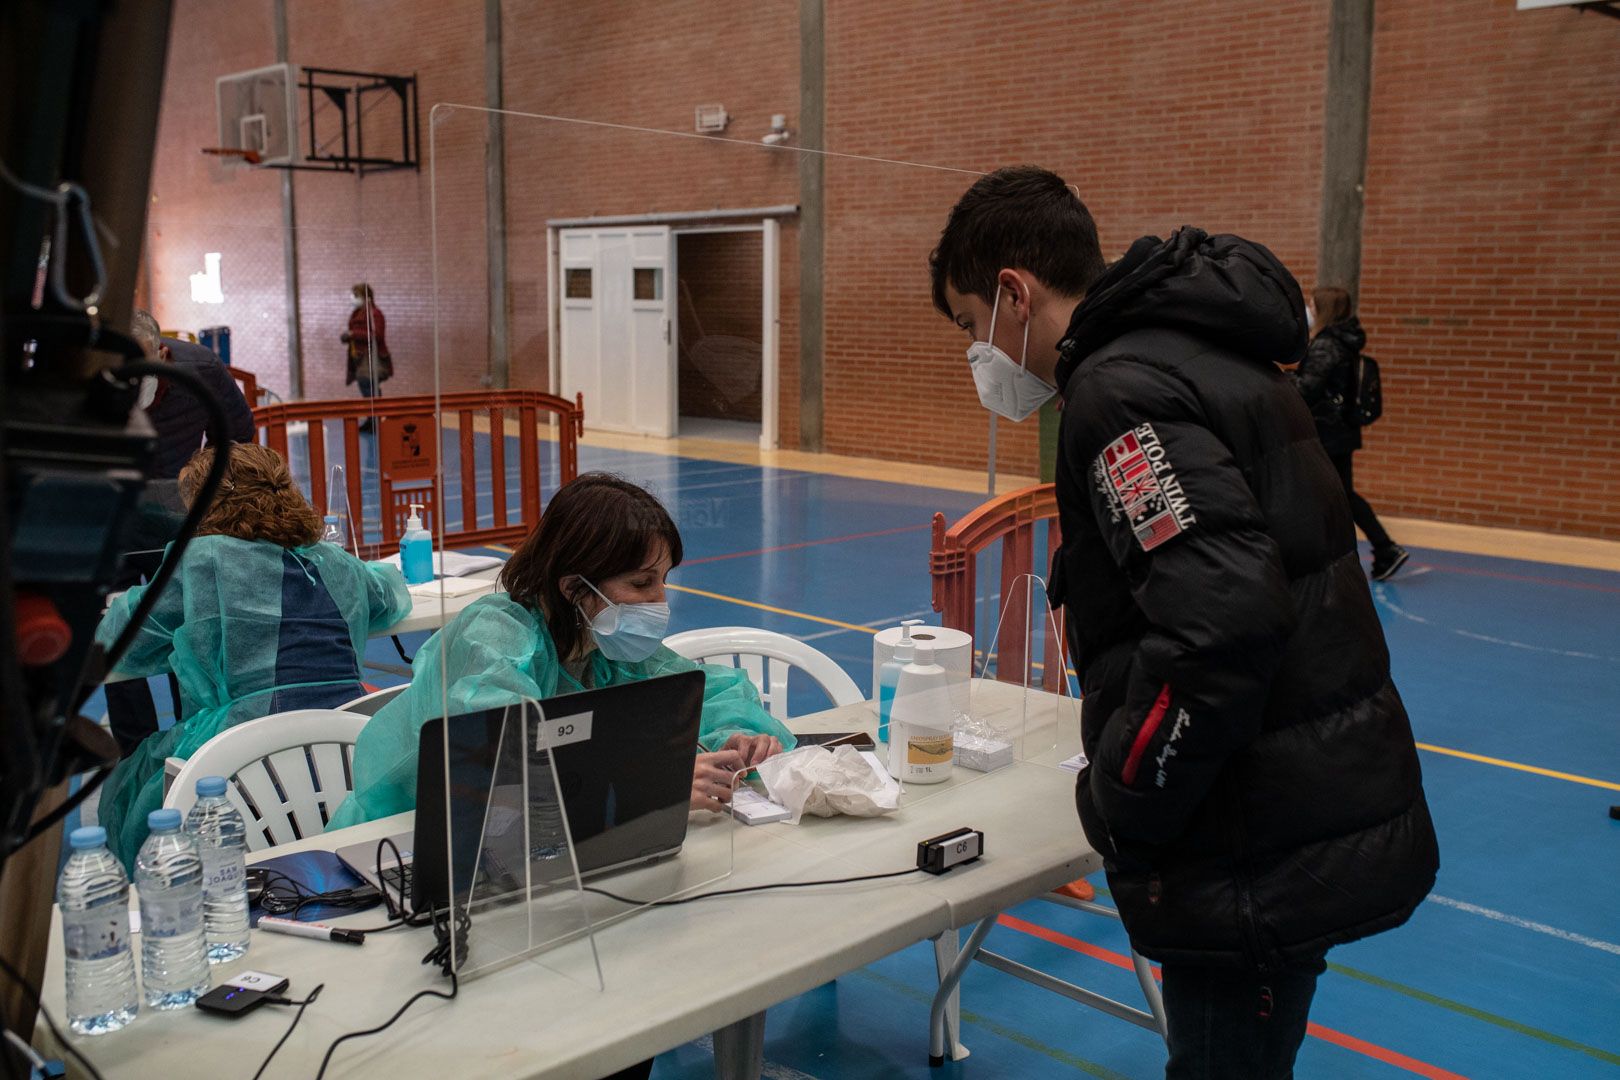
[1293,286,1408,580]
[342,283,392,431]
[330,472,795,832]
[95,443,411,867]
[929,166,1437,1080]
[102,311,259,756]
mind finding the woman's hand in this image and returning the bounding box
[691,749,747,813]
[721,732,784,768]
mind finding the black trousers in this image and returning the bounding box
[1162,956,1326,1080]
[1330,452,1393,552]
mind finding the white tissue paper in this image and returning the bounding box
[754,745,901,824]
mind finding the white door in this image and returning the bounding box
[558,226,677,437]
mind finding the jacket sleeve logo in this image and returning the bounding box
[1096,423,1196,552]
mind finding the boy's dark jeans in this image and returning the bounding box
[1161,955,1326,1080]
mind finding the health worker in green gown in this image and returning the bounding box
[96,443,412,866]
[330,473,796,829]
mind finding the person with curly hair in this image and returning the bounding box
[95,442,412,866]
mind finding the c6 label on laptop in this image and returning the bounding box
[535,711,593,749]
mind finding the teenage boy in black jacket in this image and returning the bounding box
[930,167,1438,1080]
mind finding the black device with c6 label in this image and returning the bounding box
[917,827,984,875]
[196,971,291,1017]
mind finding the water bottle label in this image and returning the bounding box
[201,848,244,897]
[143,891,204,938]
[62,908,128,961]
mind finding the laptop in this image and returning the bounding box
[336,671,705,913]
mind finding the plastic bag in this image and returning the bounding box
[755,745,901,824]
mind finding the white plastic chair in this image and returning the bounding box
[336,684,408,716]
[664,626,864,720]
[163,709,369,851]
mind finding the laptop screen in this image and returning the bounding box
[411,671,706,912]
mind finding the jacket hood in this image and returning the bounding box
[1317,316,1366,352]
[1055,227,1308,390]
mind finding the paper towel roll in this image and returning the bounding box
[873,624,973,718]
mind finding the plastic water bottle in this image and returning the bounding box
[185,776,251,963]
[57,827,138,1035]
[135,809,210,1008]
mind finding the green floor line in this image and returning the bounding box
[1326,962,1620,1069]
[851,967,1140,1080]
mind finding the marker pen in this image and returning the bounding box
[257,916,365,945]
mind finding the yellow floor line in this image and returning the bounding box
[665,583,879,635]
[1415,742,1620,792]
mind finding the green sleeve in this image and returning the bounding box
[364,559,413,631]
[94,577,180,678]
[635,647,798,752]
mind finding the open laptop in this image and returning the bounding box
[336,670,705,913]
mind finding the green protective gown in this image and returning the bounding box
[328,593,798,829]
[96,536,412,867]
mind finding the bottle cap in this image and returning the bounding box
[69,826,107,850]
[195,776,227,798]
[406,503,424,530]
[894,640,916,662]
[147,808,182,832]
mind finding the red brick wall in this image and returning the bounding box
[677,232,764,422]
[1356,0,1620,537]
[142,0,1620,538]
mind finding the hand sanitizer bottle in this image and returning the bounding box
[877,619,923,743]
[399,503,434,585]
[886,643,954,784]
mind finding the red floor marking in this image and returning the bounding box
[996,914,1469,1079]
[682,522,934,566]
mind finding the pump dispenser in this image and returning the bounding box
[399,503,433,584]
[877,619,923,743]
[886,642,954,784]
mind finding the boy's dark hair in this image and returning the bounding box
[929,166,1106,318]
[499,473,682,661]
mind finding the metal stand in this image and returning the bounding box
[712,1011,766,1080]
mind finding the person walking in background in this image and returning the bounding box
[1293,286,1408,581]
[342,283,392,431]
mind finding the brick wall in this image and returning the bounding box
[1356,0,1620,537]
[142,0,1620,538]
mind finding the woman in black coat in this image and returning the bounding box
[1293,286,1408,580]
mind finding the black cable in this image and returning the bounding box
[0,952,106,1080]
[584,866,924,907]
[252,984,324,1080]
[17,759,111,848]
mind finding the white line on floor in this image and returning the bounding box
[1426,894,1620,957]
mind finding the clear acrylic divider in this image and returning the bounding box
[969,573,1083,767]
[440,698,603,986]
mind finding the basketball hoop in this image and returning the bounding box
[201,146,263,166]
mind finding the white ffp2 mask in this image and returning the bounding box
[967,289,1056,422]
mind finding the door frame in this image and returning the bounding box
[548,206,793,451]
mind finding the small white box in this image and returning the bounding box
[954,733,1014,773]
[1058,751,1089,773]
[730,787,791,825]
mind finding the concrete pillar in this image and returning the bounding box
[797,0,825,452]
[274,0,304,397]
[485,0,510,389]
[1317,0,1376,296]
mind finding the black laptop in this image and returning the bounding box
[336,671,705,913]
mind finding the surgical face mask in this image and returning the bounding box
[967,289,1056,422]
[579,577,669,663]
[351,294,366,309]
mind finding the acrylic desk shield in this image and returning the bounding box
[436,698,602,984]
[971,573,1082,767]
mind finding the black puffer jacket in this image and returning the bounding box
[1292,318,1365,456]
[146,339,256,479]
[1049,228,1438,970]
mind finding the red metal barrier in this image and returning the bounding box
[930,483,1067,692]
[252,390,585,558]
[226,366,260,406]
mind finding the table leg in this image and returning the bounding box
[931,931,969,1063]
[928,916,997,1067]
[712,1011,766,1080]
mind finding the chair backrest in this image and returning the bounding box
[164,709,370,851]
[336,684,408,716]
[930,483,1068,692]
[664,627,865,720]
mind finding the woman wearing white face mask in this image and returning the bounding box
[330,473,795,830]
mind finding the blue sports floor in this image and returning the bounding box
[87,434,1620,1079]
